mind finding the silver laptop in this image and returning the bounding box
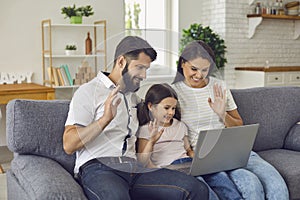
[166,124,259,176]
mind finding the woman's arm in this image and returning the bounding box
[208,84,243,127]
[224,109,243,127]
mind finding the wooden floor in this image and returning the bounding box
[0,146,13,200]
[0,163,9,200]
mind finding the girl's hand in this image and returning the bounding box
[148,119,164,144]
[208,84,227,122]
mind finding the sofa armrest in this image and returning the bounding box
[10,154,87,200]
[6,99,75,174]
[284,123,300,151]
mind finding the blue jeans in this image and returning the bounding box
[77,159,209,200]
[245,151,289,200]
[202,172,243,200]
[228,168,264,200]
[228,151,289,200]
[171,157,193,164]
[172,158,241,200]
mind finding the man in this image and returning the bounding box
[63,36,208,200]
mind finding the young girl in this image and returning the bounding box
[137,83,194,168]
[136,83,242,200]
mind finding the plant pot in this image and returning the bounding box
[70,16,82,24]
[65,50,76,56]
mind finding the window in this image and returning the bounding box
[124,0,178,68]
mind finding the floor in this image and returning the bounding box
[0,146,13,200]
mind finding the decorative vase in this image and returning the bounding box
[65,50,76,56]
[70,16,82,24]
[85,32,92,54]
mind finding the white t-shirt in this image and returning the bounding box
[172,77,237,148]
[137,119,189,167]
[65,72,140,173]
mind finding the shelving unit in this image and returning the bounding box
[247,14,300,39]
[41,19,107,88]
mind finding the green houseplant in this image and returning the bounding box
[65,44,77,55]
[61,4,94,24]
[180,23,227,69]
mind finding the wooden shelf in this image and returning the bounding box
[247,14,300,39]
[53,85,80,89]
[44,54,105,58]
[247,14,300,20]
[41,19,107,88]
[235,66,300,72]
[43,23,105,28]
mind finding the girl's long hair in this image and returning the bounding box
[137,83,181,126]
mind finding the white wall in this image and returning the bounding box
[179,0,300,88]
[0,0,125,146]
[2,0,300,145]
[0,0,124,83]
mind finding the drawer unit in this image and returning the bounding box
[265,73,284,86]
[235,67,300,89]
[285,72,300,85]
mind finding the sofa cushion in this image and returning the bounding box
[10,155,87,199]
[231,87,300,151]
[6,99,75,174]
[258,149,300,200]
[284,123,300,151]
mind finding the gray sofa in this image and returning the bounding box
[6,99,87,200]
[231,86,300,200]
[5,86,300,199]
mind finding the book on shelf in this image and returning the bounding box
[52,67,60,86]
[56,67,65,86]
[46,67,59,86]
[59,66,70,86]
[46,67,53,85]
[61,64,73,86]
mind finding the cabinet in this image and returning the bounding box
[235,67,300,89]
[41,19,107,88]
[247,14,300,39]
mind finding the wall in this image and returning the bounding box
[2,0,300,145]
[0,0,124,146]
[179,0,300,88]
[0,0,124,83]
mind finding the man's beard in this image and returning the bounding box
[122,65,140,93]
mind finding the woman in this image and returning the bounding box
[172,40,289,200]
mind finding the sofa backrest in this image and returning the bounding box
[6,99,75,175]
[231,87,300,152]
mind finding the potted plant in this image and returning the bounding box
[61,4,94,24]
[65,44,77,55]
[180,23,227,69]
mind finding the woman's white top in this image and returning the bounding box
[172,77,237,148]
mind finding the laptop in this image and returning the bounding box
[166,124,259,176]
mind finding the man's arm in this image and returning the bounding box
[63,86,121,155]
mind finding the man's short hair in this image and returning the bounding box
[114,36,157,62]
